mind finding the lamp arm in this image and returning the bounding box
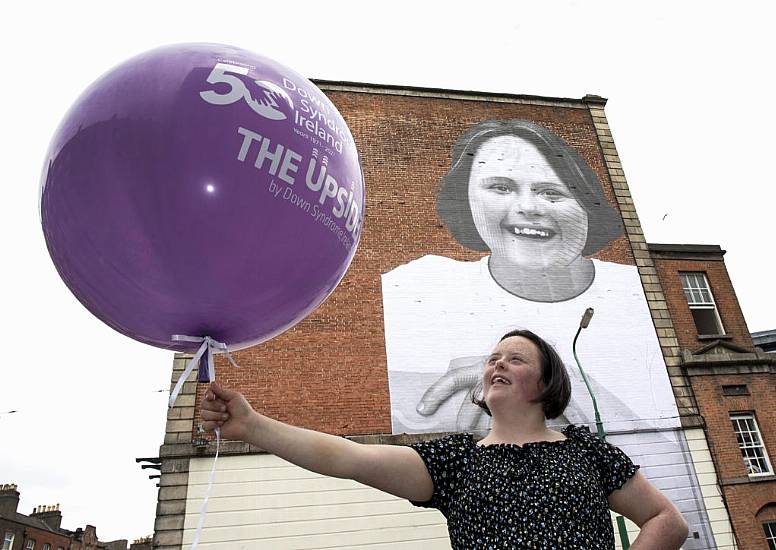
[572,326,606,440]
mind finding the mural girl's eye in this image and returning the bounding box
[482,177,515,194]
[536,187,569,202]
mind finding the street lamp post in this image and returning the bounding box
[572,308,631,548]
[572,308,606,440]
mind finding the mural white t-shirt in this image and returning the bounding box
[381,255,680,435]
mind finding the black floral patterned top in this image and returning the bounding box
[409,425,639,549]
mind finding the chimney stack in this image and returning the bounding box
[31,502,63,530]
[0,484,20,517]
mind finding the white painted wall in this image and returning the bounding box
[683,428,738,549]
[610,428,737,549]
[184,453,451,549]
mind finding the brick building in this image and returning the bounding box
[0,484,135,550]
[752,330,776,353]
[143,81,750,549]
[650,244,776,549]
[1,485,71,550]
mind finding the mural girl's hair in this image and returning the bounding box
[436,119,623,256]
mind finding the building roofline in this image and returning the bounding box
[311,79,606,109]
[2,512,68,536]
[647,243,726,260]
[752,329,776,347]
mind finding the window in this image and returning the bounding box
[722,384,749,396]
[43,545,51,550]
[765,521,776,550]
[25,539,35,550]
[3,532,14,550]
[731,413,773,475]
[680,272,725,335]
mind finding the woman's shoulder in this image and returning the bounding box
[562,424,606,447]
[409,433,476,464]
[562,424,593,437]
[418,432,476,449]
[562,425,634,459]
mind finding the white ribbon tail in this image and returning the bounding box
[167,334,238,549]
[190,427,220,550]
[168,338,209,409]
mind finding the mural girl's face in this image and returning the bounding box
[468,135,589,269]
[482,335,544,410]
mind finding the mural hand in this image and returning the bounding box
[416,356,486,416]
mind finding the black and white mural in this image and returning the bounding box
[381,120,716,547]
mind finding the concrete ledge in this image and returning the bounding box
[153,530,182,547]
[720,474,776,486]
[314,80,593,109]
[680,415,705,429]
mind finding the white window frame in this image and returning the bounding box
[680,272,725,335]
[731,413,773,476]
[764,520,776,550]
[43,544,51,550]
[25,539,35,550]
[3,532,15,550]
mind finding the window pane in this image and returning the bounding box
[691,289,704,304]
[681,272,718,305]
[731,413,773,475]
[691,308,722,334]
[764,521,776,550]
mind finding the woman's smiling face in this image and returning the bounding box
[468,135,589,269]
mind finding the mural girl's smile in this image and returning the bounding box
[507,225,555,239]
[468,135,589,270]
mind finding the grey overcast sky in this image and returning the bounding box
[2,0,773,542]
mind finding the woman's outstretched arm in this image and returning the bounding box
[201,382,434,502]
[608,471,689,549]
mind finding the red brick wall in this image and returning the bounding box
[20,525,70,550]
[653,257,752,351]
[689,372,776,549]
[725,484,776,550]
[195,90,636,436]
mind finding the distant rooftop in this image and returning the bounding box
[752,330,776,352]
[648,243,726,260]
[312,79,607,108]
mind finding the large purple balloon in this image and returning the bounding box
[41,43,364,352]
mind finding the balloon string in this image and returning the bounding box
[190,426,220,550]
[167,335,237,548]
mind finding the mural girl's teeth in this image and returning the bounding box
[513,227,550,238]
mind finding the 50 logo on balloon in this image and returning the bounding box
[199,62,361,245]
[200,63,293,121]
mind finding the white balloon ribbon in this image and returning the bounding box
[168,335,239,408]
[190,425,220,549]
[168,335,239,549]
